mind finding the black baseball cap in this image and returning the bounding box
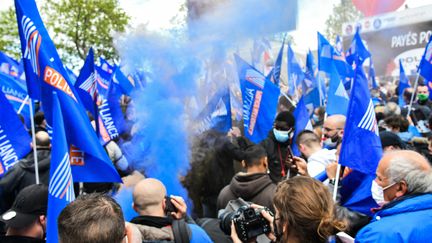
[0,184,48,228]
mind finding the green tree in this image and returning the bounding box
[0,7,21,60]
[325,0,363,42]
[0,0,129,67]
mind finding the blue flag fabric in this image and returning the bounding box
[345,29,371,66]
[15,0,121,182]
[99,56,114,74]
[418,36,432,81]
[235,55,279,143]
[317,32,333,73]
[326,63,349,116]
[128,70,147,90]
[113,66,134,96]
[75,48,98,120]
[318,33,353,79]
[98,81,126,142]
[303,50,317,92]
[65,66,77,85]
[339,66,382,175]
[94,65,112,99]
[287,44,305,96]
[340,170,378,216]
[0,51,21,78]
[0,72,30,125]
[47,92,75,243]
[369,58,378,89]
[292,97,313,156]
[196,86,232,134]
[270,37,285,86]
[0,88,31,178]
[399,60,410,106]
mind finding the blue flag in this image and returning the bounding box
[99,56,114,74]
[345,28,371,66]
[47,92,75,243]
[94,65,112,98]
[251,38,272,74]
[128,70,147,90]
[399,60,410,106]
[98,81,126,142]
[270,37,285,86]
[75,48,99,121]
[292,97,313,156]
[339,66,382,174]
[318,33,353,80]
[340,170,378,216]
[196,86,232,134]
[326,63,349,116]
[418,36,432,81]
[368,58,378,89]
[0,88,31,178]
[235,55,279,143]
[317,32,333,73]
[112,66,134,96]
[287,44,305,96]
[65,66,77,85]
[0,72,30,125]
[0,51,21,78]
[15,0,121,182]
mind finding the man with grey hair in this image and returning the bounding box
[383,102,401,117]
[356,150,432,242]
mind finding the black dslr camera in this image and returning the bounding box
[218,198,273,242]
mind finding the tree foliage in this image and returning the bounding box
[0,7,21,60]
[0,0,129,67]
[325,0,363,42]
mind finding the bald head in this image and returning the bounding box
[133,178,166,216]
[325,115,346,129]
[35,131,50,148]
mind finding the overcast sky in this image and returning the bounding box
[1,0,431,54]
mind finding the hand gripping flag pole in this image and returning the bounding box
[406,74,421,117]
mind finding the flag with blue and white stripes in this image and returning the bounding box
[47,92,75,243]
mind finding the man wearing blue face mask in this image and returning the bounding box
[356,150,432,242]
[259,111,295,182]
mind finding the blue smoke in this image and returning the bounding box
[115,0,298,211]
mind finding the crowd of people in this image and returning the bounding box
[1,78,432,243]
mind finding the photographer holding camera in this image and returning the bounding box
[130,178,212,243]
[229,177,346,243]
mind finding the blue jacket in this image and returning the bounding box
[355,193,432,242]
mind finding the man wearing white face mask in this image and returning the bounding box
[259,111,295,183]
[356,150,432,242]
[322,115,345,149]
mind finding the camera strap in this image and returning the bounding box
[172,219,191,243]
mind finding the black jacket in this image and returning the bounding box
[260,131,291,183]
[217,172,276,212]
[0,150,51,213]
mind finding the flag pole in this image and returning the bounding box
[29,98,40,184]
[17,95,29,115]
[280,91,297,108]
[407,72,420,117]
[332,163,342,201]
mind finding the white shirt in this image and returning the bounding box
[307,149,337,178]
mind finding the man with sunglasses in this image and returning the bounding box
[356,150,432,242]
[259,111,296,182]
